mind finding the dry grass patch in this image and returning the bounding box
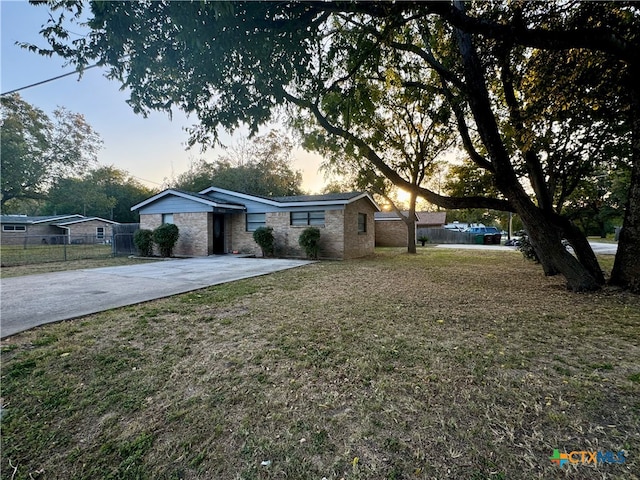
[1,249,638,479]
[0,256,155,278]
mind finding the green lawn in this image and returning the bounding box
[1,249,638,479]
[0,243,113,268]
[0,255,155,278]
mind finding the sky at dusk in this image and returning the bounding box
[1,0,325,192]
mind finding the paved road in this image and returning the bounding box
[1,256,312,338]
[435,241,618,255]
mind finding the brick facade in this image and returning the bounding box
[141,212,212,256]
[375,220,410,247]
[343,198,377,259]
[224,204,376,260]
[134,190,379,260]
[1,219,116,246]
[229,213,261,256]
[64,220,115,242]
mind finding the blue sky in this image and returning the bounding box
[1,0,323,192]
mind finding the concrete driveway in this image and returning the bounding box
[1,256,312,338]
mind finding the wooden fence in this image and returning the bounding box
[417,228,477,244]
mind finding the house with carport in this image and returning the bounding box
[130,187,379,259]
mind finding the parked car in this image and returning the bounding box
[465,226,502,244]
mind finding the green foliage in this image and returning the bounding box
[153,224,179,258]
[418,235,429,246]
[298,227,321,259]
[134,229,154,257]
[172,131,303,197]
[252,226,274,257]
[30,1,639,289]
[42,166,154,222]
[1,93,102,207]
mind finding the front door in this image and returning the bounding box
[212,214,225,254]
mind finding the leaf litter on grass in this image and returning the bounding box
[1,249,638,479]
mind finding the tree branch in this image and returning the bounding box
[282,89,512,211]
[497,46,553,211]
[427,1,637,64]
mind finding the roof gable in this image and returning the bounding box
[374,211,419,221]
[0,214,86,225]
[199,187,380,210]
[130,189,245,212]
[56,217,121,226]
[416,212,447,225]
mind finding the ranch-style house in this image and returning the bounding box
[0,214,119,246]
[131,187,380,260]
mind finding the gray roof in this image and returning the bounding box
[0,214,85,225]
[374,211,419,221]
[130,188,247,212]
[416,211,447,225]
[135,187,380,212]
[270,191,368,203]
[172,189,245,207]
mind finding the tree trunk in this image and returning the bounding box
[610,153,640,292]
[406,189,418,254]
[513,192,601,291]
[453,20,601,291]
[610,64,640,292]
[558,217,605,285]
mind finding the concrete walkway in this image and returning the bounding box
[1,256,312,338]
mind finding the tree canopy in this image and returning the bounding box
[171,130,303,197]
[30,1,640,291]
[43,166,156,222]
[1,93,102,207]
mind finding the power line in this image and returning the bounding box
[0,63,101,97]
[130,174,164,187]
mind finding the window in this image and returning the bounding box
[96,227,105,239]
[162,213,174,224]
[246,213,266,232]
[2,225,26,232]
[358,213,367,233]
[291,211,325,227]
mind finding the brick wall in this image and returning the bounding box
[140,202,378,260]
[229,213,262,256]
[140,214,161,256]
[343,198,377,259]
[1,225,62,245]
[140,213,210,256]
[229,210,347,259]
[375,220,409,247]
[175,212,211,256]
[67,221,115,241]
[268,211,309,258]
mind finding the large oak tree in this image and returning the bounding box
[30,0,639,291]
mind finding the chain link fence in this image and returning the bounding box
[1,224,140,267]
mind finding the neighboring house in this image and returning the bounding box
[374,211,447,247]
[130,187,379,259]
[0,214,119,246]
[374,211,419,247]
[416,211,446,229]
